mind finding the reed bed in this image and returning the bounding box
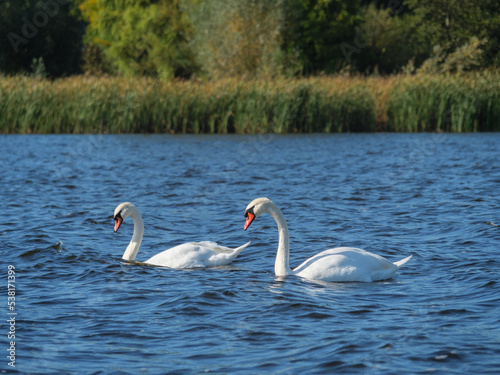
[0,73,499,133]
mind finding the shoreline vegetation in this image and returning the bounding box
[1,72,499,134]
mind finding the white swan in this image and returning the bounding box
[114,202,250,268]
[244,197,412,282]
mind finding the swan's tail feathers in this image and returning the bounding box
[394,255,412,269]
[233,241,251,256]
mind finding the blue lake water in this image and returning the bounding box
[1,133,499,374]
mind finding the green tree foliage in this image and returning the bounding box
[80,0,198,78]
[282,0,362,74]
[406,0,491,50]
[418,37,487,74]
[406,0,500,68]
[1,0,499,79]
[0,0,85,77]
[349,4,429,74]
[356,0,500,73]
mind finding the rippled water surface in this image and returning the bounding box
[1,133,500,374]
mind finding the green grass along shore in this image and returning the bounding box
[1,73,499,134]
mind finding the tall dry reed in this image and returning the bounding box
[0,73,498,133]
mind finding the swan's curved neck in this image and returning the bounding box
[267,203,292,276]
[122,209,144,261]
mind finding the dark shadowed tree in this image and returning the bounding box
[282,0,362,74]
[353,0,500,74]
[0,0,85,77]
[405,0,500,68]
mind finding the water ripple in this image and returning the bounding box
[1,134,499,374]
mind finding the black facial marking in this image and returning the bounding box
[114,211,123,220]
[244,206,255,217]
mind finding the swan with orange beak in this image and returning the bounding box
[244,197,411,282]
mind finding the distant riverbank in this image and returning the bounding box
[1,72,499,133]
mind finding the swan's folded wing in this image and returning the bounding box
[145,242,213,267]
[190,241,234,253]
[294,247,398,282]
[191,241,251,254]
[145,241,250,268]
[204,241,250,265]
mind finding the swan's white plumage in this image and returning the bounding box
[114,202,249,268]
[145,241,249,268]
[294,247,409,282]
[244,197,412,282]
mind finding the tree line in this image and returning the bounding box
[1,0,499,79]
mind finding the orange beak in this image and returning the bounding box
[114,217,123,232]
[244,212,255,231]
